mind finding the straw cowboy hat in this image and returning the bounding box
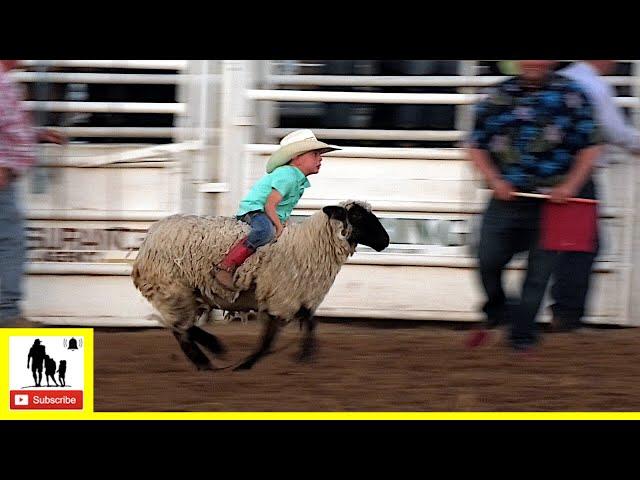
[266,129,341,173]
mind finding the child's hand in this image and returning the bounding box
[38,128,67,145]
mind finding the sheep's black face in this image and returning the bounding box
[346,204,390,252]
[323,204,390,252]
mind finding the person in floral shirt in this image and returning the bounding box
[466,60,603,352]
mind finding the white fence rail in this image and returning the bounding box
[249,89,640,107]
[246,144,466,159]
[267,128,465,142]
[18,60,640,327]
[11,72,220,85]
[248,89,480,104]
[22,60,187,70]
[269,74,640,87]
[24,101,185,114]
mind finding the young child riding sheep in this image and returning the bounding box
[214,129,340,289]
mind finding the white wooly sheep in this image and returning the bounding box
[132,200,389,371]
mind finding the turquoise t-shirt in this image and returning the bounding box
[236,165,311,222]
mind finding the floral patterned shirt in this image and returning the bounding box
[469,72,602,191]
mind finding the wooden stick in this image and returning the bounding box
[512,192,599,205]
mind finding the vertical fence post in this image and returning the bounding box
[628,61,640,324]
[217,60,256,217]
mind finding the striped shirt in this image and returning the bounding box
[0,64,37,176]
[560,62,640,166]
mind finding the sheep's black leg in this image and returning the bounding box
[233,314,280,371]
[172,329,213,371]
[297,307,317,362]
[188,326,228,358]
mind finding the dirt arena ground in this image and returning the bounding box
[93,319,640,412]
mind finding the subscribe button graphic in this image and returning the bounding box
[10,390,83,410]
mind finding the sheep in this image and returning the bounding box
[132,200,390,371]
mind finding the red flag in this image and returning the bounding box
[540,200,598,252]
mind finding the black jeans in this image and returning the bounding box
[478,197,558,348]
[549,178,599,327]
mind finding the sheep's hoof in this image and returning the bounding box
[233,357,256,371]
[297,339,317,362]
[297,348,316,363]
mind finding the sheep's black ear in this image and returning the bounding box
[322,206,347,223]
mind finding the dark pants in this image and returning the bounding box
[549,178,599,329]
[478,197,558,349]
